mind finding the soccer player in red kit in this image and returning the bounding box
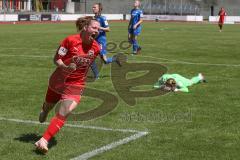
[218,7,227,32]
[35,16,101,154]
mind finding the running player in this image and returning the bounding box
[90,3,121,79]
[218,7,227,32]
[128,0,143,55]
[35,16,101,154]
[154,73,206,93]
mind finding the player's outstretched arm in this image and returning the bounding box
[100,25,110,32]
[54,58,76,71]
[133,18,143,29]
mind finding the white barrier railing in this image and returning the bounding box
[0,14,18,21]
[140,15,203,22]
[1,14,204,22]
[209,16,240,23]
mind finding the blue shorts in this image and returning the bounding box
[128,26,142,36]
[97,37,107,56]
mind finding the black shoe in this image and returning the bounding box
[136,47,141,54]
[39,110,49,123]
[114,55,122,67]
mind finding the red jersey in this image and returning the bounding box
[218,9,226,23]
[49,34,100,91]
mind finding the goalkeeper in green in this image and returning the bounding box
[154,73,206,92]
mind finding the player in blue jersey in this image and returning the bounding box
[128,0,143,55]
[90,3,121,79]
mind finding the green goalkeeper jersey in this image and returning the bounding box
[154,74,202,92]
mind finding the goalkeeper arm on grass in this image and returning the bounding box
[154,73,206,93]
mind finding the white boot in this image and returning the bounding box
[35,137,48,154]
[198,73,206,83]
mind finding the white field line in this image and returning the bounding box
[0,54,52,58]
[130,60,240,67]
[132,55,240,67]
[71,132,148,160]
[0,53,239,67]
[0,117,149,160]
[0,48,54,51]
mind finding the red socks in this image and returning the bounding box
[43,114,66,142]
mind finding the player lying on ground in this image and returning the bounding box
[90,3,121,79]
[35,16,110,154]
[128,0,143,55]
[154,73,206,92]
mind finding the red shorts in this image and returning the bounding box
[219,17,224,24]
[45,85,84,104]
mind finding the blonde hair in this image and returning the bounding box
[94,3,103,15]
[135,0,141,7]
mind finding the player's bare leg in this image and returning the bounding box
[35,99,78,154]
[132,35,141,55]
[128,33,132,44]
[134,35,141,54]
[219,23,223,32]
[57,100,78,117]
[39,102,55,123]
[129,34,135,55]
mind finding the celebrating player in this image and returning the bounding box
[90,2,121,79]
[154,73,206,93]
[218,7,227,32]
[35,16,102,154]
[128,0,143,55]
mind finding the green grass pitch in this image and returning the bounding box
[0,21,240,160]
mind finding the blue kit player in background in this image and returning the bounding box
[128,0,143,55]
[91,3,121,79]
